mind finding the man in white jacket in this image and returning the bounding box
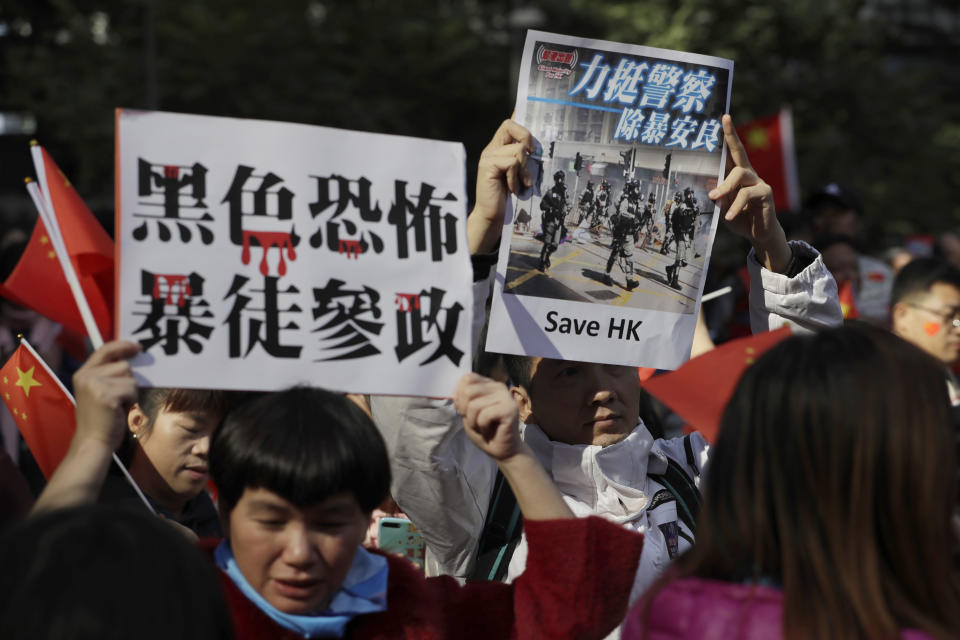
[371,116,842,604]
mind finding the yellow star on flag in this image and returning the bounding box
[15,366,42,397]
[48,250,56,259]
[21,412,27,421]
[40,235,49,244]
[746,127,770,151]
[2,375,7,384]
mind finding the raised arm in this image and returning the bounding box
[467,119,535,255]
[710,114,842,332]
[709,114,791,273]
[369,119,537,577]
[454,373,572,521]
[33,341,140,513]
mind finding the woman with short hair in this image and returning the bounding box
[207,379,643,639]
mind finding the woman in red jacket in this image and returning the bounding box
[35,341,643,639]
[207,376,642,639]
[624,323,960,640]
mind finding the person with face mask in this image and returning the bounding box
[32,343,645,640]
[369,115,842,618]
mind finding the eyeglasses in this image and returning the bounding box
[905,303,960,329]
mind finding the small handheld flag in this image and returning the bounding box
[0,338,155,514]
[27,142,114,344]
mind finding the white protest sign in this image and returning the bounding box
[487,31,733,369]
[116,110,471,396]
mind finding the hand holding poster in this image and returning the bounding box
[487,31,733,369]
[116,110,471,396]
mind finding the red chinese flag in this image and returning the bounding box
[642,327,792,443]
[0,341,76,479]
[0,215,91,336]
[838,280,860,319]
[34,145,114,339]
[637,367,657,383]
[736,109,800,212]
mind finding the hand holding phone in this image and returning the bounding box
[377,517,425,572]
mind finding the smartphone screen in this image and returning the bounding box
[377,517,425,572]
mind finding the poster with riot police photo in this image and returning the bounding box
[116,110,472,396]
[486,31,733,369]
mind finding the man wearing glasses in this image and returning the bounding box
[891,258,960,381]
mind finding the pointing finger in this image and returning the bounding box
[710,165,761,203]
[721,114,753,172]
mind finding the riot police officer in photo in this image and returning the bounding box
[615,178,642,219]
[660,190,682,255]
[538,170,569,271]
[577,179,595,224]
[602,186,644,291]
[636,191,657,251]
[590,178,612,231]
[664,187,700,289]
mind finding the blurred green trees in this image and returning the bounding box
[1,0,957,241]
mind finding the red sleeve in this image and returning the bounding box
[511,516,643,639]
[357,516,643,639]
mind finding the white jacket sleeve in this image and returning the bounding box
[368,275,497,579]
[747,240,843,334]
[369,395,496,579]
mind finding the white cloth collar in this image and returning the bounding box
[521,421,662,520]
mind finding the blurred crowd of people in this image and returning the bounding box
[0,114,957,640]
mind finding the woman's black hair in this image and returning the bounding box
[116,388,235,465]
[643,322,960,639]
[0,505,233,640]
[211,386,391,516]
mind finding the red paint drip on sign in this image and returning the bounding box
[152,274,192,307]
[337,239,364,259]
[395,293,420,312]
[240,230,297,276]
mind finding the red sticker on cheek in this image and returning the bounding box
[924,321,942,336]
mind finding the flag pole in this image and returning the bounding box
[701,286,733,303]
[18,337,156,516]
[24,177,105,349]
[17,208,155,515]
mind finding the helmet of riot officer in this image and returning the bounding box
[553,171,565,184]
[648,192,656,203]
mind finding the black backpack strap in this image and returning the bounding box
[648,456,701,535]
[683,434,700,477]
[468,470,523,582]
